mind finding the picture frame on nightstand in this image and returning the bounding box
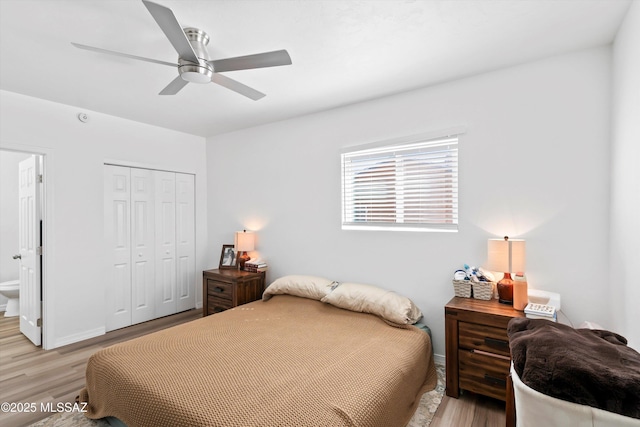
[218,244,237,269]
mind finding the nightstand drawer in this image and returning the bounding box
[203,269,265,317]
[459,321,510,357]
[207,280,233,300]
[207,295,232,313]
[459,349,510,400]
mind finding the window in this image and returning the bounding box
[341,132,459,232]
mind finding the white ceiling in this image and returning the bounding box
[0,0,631,138]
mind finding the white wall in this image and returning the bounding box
[207,46,613,357]
[611,1,640,350]
[0,91,207,349]
[0,150,31,309]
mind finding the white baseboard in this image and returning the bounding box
[53,327,105,349]
[434,353,445,366]
[0,304,6,312]
[195,301,203,309]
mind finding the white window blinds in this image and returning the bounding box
[341,135,459,232]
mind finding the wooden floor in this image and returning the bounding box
[431,393,506,427]
[0,309,202,427]
[1,309,505,427]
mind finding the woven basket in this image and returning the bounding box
[452,280,472,298]
[472,282,494,300]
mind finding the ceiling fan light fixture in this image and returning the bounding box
[179,63,213,84]
[180,70,211,84]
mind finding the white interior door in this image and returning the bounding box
[18,156,41,346]
[176,173,195,312]
[130,168,156,324]
[104,165,132,332]
[155,171,176,317]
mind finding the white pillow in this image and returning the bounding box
[321,282,422,325]
[262,275,336,301]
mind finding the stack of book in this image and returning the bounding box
[244,260,268,273]
[524,303,557,322]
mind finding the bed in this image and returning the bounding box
[78,277,437,427]
[507,317,640,427]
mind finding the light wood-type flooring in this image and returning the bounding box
[1,310,505,427]
[430,393,506,427]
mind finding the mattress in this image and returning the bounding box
[78,294,436,427]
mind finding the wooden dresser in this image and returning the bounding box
[445,296,526,401]
[202,269,265,316]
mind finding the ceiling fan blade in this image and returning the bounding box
[159,75,189,95]
[209,50,292,73]
[71,42,178,67]
[142,0,199,64]
[210,74,265,101]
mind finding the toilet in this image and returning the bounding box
[0,280,20,317]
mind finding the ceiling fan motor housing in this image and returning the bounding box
[179,27,212,83]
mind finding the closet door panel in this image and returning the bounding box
[176,173,195,312]
[130,168,155,324]
[105,166,132,332]
[155,171,177,317]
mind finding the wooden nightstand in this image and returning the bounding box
[202,269,265,316]
[445,296,526,401]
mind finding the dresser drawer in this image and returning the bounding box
[459,321,510,357]
[459,349,510,401]
[207,295,232,313]
[207,280,233,300]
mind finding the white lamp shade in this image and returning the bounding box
[234,231,255,252]
[486,238,526,273]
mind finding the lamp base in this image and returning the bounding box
[238,251,250,270]
[497,273,514,305]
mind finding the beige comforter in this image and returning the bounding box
[79,295,437,427]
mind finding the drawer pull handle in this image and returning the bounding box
[484,374,506,387]
[213,287,225,293]
[484,337,509,349]
[472,349,511,361]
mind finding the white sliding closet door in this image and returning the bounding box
[105,166,195,332]
[176,173,195,312]
[104,166,132,332]
[130,168,156,324]
[155,171,177,318]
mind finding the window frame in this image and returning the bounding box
[341,128,463,233]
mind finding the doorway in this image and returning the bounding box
[0,149,45,347]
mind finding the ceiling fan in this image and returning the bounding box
[71,0,292,100]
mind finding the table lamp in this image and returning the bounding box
[486,236,526,305]
[234,230,255,271]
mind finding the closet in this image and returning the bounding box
[104,165,195,332]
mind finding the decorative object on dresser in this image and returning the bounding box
[202,269,264,316]
[486,236,526,305]
[245,259,268,273]
[451,264,495,300]
[512,272,529,311]
[445,296,526,402]
[234,229,255,270]
[218,244,237,269]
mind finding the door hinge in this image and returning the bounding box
[36,246,43,256]
[38,174,43,183]
[37,318,42,327]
